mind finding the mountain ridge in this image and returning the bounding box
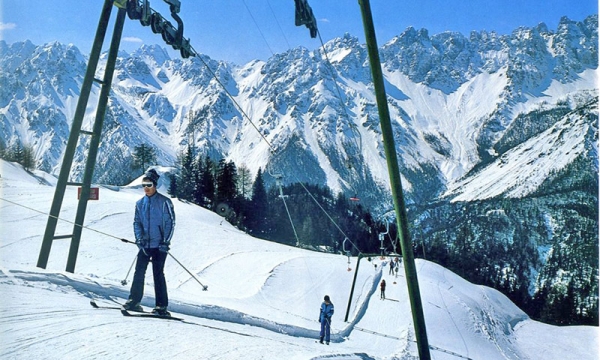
[0,16,596,208]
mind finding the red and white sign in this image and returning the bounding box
[78,187,100,200]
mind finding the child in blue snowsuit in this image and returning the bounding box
[319,295,334,344]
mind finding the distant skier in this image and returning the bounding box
[124,169,176,316]
[389,257,396,275]
[380,279,386,300]
[318,295,334,345]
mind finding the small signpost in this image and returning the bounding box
[78,187,99,200]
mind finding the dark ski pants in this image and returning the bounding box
[129,248,168,307]
[320,318,331,342]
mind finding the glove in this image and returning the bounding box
[159,243,170,253]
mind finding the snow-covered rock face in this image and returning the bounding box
[444,97,597,201]
[0,15,597,209]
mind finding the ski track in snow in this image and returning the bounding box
[1,263,375,344]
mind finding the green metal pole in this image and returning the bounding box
[344,253,386,322]
[37,0,114,269]
[357,0,431,358]
[66,7,127,273]
[344,254,363,322]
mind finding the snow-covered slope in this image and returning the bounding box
[444,92,598,201]
[0,160,597,359]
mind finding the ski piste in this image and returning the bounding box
[90,299,183,321]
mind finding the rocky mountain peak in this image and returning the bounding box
[0,16,596,206]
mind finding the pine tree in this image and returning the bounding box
[246,168,269,236]
[132,143,157,175]
[21,144,36,172]
[176,146,195,202]
[5,143,36,171]
[168,173,178,198]
[192,156,204,205]
[216,159,238,204]
[199,155,215,207]
[237,164,253,199]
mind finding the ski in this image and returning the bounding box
[90,299,182,321]
[121,308,183,321]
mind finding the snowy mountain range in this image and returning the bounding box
[0,15,597,209]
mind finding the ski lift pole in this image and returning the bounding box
[268,166,301,247]
[344,253,363,322]
[379,233,385,257]
[358,0,431,358]
[276,176,301,247]
[344,252,381,322]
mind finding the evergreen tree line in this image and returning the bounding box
[411,193,598,326]
[1,141,159,177]
[168,146,386,254]
[411,143,599,327]
[0,142,36,171]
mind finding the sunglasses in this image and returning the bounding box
[142,182,154,188]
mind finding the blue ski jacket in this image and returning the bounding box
[133,192,175,249]
[319,301,334,323]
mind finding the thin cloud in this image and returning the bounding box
[123,36,143,43]
[0,22,17,31]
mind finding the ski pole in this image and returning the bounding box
[120,239,208,291]
[121,253,137,286]
[167,251,208,291]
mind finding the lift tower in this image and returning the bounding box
[358,0,431,358]
[37,1,126,273]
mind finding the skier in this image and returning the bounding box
[318,295,334,345]
[124,169,176,316]
[380,279,386,300]
[389,257,396,275]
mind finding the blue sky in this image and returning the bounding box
[1,0,597,65]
